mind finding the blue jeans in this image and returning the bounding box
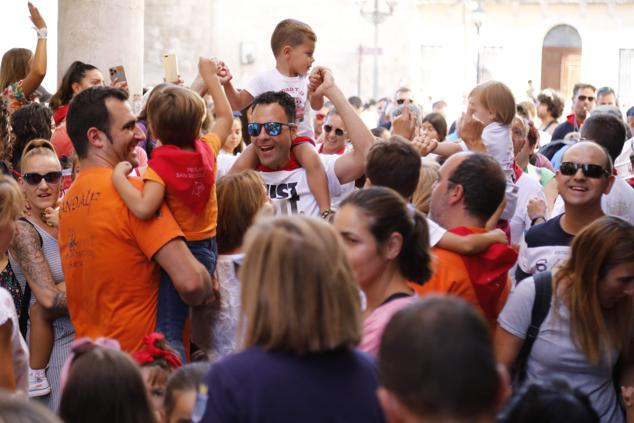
[156,237,217,362]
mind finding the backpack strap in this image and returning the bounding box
[512,271,553,387]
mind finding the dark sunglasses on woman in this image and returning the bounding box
[559,162,610,178]
[247,122,293,137]
[22,171,63,185]
[323,124,345,137]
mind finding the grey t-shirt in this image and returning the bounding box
[499,278,625,423]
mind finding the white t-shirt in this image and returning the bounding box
[426,217,446,247]
[258,154,343,216]
[245,68,314,138]
[510,173,546,245]
[481,122,514,171]
[551,177,634,224]
[216,152,239,180]
[0,287,29,394]
[615,137,633,179]
[499,278,625,423]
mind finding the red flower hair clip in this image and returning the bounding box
[131,332,182,369]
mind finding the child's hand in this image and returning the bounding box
[411,135,438,157]
[216,60,233,85]
[310,67,335,97]
[459,113,486,152]
[112,161,133,180]
[198,57,219,80]
[489,228,508,244]
[42,207,59,228]
[308,69,323,93]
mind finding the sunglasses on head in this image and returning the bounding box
[23,171,62,186]
[396,99,413,105]
[577,95,595,102]
[559,162,610,178]
[247,122,293,137]
[323,124,345,137]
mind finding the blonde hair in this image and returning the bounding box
[554,216,634,364]
[146,86,205,148]
[239,216,362,354]
[412,161,440,216]
[20,139,60,173]
[0,174,24,227]
[0,48,32,90]
[270,19,317,56]
[469,81,516,125]
[216,170,267,254]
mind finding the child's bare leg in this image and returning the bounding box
[29,302,54,370]
[294,143,331,213]
[228,144,259,174]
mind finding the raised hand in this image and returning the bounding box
[392,106,416,140]
[28,2,46,29]
[216,60,233,85]
[411,135,438,157]
[310,67,335,98]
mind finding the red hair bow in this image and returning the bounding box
[131,332,182,369]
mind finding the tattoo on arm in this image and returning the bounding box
[9,222,68,315]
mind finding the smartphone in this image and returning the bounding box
[162,53,179,83]
[109,65,127,84]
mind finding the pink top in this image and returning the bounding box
[359,296,418,357]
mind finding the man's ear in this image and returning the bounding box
[447,183,464,206]
[603,174,615,195]
[377,387,405,423]
[86,127,106,149]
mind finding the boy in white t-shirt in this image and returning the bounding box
[216,19,332,216]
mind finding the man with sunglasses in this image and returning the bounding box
[240,67,372,217]
[516,141,614,283]
[550,83,596,144]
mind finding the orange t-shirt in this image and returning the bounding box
[412,231,511,330]
[144,133,221,241]
[59,167,183,352]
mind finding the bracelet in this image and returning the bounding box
[320,209,335,220]
[36,27,47,39]
[531,216,546,226]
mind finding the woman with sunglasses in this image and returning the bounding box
[496,216,634,423]
[318,110,349,155]
[9,139,72,408]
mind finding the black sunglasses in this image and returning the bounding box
[559,162,610,178]
[577,95,595,102]
[323,124,345,137]
[22,171,62,185]
[396,98,413,105]
[247,122,292,137]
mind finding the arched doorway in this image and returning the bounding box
[541,25,582,100]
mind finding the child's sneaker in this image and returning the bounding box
[28,368,50,397]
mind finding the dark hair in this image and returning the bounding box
[572,83,596,98]
[580,113,626,162]
[59,347,155,423]
[146,85,204,148]
[348,96,363,110]
[537,90,564,119]
[422,112,447,141]
[365,137,421,199]
[379,297,500,420]
[370,127,388,138]
[9,103,53,171]
[448,153,506,222]
[498,377,599,423]
[270,19,316,56]
[251,91,296,123]
[526,120,540,148]
[66,86,129,159]
[597,86,617,105]
[341,186,431,284]
[49,61,99,111]
[164,363,210,419]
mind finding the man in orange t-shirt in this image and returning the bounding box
[414,153,517,329]
[59,87,213,352]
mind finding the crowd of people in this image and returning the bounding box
[1,3,634,423]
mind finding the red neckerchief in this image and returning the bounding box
[513,162,523,182]
[448,227,518,324]
[148,139,214,214]
[318,143,345,155]
[53,104,69,126]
